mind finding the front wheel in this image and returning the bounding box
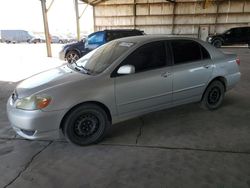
[201,80,225,110]
[66,51,80,64]
[63,104,111,146]
[212,39,222,48]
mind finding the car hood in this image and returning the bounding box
[208,33,223,37]
[63,41,85,49]
[15,65,89,98]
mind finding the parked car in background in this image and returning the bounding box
[67,38,78,43]
[28,34,45,44]
[207,26,250,48]
[58,35,70,44]
[59,29,145,63]
[0,30,34,43]
[50,35,61,43]
[7,36,241,146]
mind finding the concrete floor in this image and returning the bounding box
[0,47,250,188]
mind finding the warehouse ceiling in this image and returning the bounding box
[81,0,105,5]
[81,0,236,6]
[81,0,177,5]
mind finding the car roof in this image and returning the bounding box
[115,35,202,44]
[104,29,142,32]
[114,35,224,59]
[230,26,250,29]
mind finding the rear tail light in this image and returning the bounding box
[236,59,240,66]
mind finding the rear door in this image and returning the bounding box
[227,28,244,44]
[241,27,250,44]
[170,40,213,104]
[114,41,173,115]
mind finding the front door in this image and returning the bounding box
[114,41,173,116]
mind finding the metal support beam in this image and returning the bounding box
[79,4,89,19]
[214,0,220,33]
[171,2,176,35]
[47,0,54,11]
[93,6,96,31]
[133,0,136,29]
[40,0,52,57]
[75,0,81,41]
[203,0,211,9]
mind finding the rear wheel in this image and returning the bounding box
[66,51,80,64]
[63,104,110,146]
[201,80,225,110]
[212,39,222,48]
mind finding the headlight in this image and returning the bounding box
[16,95,52,110]
[207,37,212,42]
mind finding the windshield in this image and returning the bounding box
[74,40,135,75]
[223,29,231,35]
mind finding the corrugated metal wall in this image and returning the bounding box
[93,0,250,38]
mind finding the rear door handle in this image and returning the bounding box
[161,72,171,78]
[203,64,211,69]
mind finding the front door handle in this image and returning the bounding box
[161,72,171,78]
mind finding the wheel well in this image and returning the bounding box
[65,49,80,57]
[214,77,227,91]
[202,76,227,100]
[60,101,112,130]
[213,37,224,44]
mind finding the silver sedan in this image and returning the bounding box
[7,36,241,145]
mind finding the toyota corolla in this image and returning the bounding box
[7,36,241,145]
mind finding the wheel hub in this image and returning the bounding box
[68,53,79,64]
[74,114,99,137]
[208,87,221,105]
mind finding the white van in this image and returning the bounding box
[0,30,34,43]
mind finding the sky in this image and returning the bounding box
[0,0,94,36]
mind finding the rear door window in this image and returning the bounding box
[171,40,210,65]
[231,28,242,38]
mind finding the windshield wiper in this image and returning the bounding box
[72,62,91,75]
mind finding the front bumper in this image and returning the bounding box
[206,37,213,43]
[59,49,66,61]
[7,97,66,140]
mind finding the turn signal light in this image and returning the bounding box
[37,98,51,109]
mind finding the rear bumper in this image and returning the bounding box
[226,72,241,90]
[7,97,66,140]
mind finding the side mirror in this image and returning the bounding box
[117,65,135,75]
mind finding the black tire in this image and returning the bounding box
[62,104,111,146]
[212,39,222,48]
[66,51,80,64]
[201,80,225,110]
